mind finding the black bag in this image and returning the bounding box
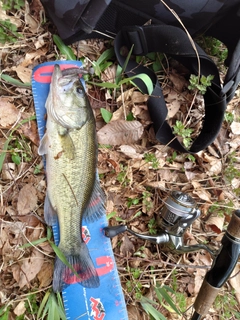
[40,0,240,153]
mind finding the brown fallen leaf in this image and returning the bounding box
[18,249,44,288]
[17,184,38,215]
[19,113,40,145]
[120,235,135,256]
[192,181,212,202]
[127,305,142,320]
[169,70,188,92]
[0,10,22,27]
[1,163,17,181]
[165,89,183,118]
[230,121,240,135]
[97,120,144,145]
[119,145,143,159]
[0,98,20,128]
[13,65,32,83]
[14,301,26,317]
[37,262,54,288]
[206,215,225,234]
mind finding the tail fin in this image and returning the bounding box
[52,242,99,292]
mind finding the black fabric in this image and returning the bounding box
[115,25,226,153]
[40,0,240,153]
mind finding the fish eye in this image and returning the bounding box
[76,87,85,97]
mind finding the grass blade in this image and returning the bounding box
[1,73,31,87]
[50,241,79,278]
[140,296,167,320]
[53,35,76,60]
[155,286,181,315]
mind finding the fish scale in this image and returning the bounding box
[32,61,128,320]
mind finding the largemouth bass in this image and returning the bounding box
[39,64,104,292]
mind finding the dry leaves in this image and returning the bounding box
[0,98,20,127]
[205,215,225,234]
[17,184,38,215]
[230,121,240,134]
[0,97,39,145]
[97,120,144,145]
[12,249,44,288]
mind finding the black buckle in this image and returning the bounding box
[122,26,148,55]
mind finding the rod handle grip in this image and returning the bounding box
[193,280,220,316]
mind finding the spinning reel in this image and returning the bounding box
[104,191,216,256]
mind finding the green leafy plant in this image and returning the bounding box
[116,164,130,186]
[89,72,153,94]
[224,152,240,183]
[198,36,228,64]
[25,293,39,315]
[126,112,135,121]
[142,191,153,211]
[92,48,114,77]
[0,19,22,44]
[173,120,193,149]
[8,136,32,165]
[188,74,214,95]
[0,115,36,173]
[214,290,240,320]
[136,52,164,73]
[2,0,24,10]
[89,45,153,94]
[140,285,182,320]
[148,218,158,235]
[208,200,234,218]
[0,306,10,320]
[37,290,66,320]
[100,108,113,123]
[186,154,196,162]
[127,197,140,208]
[134,246,147,258]
[224,112,234,124]
[166,150,177,163]
[143,153,159,169]
[144,152,159,169]
[126,277,143,300]
[34,164,42,175]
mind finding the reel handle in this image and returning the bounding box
[103,225,128,238]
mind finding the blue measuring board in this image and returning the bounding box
[32,61,128,320]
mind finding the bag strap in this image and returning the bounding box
[114,24,227,153]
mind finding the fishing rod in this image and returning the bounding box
[192,209,240,319]
[103,191,240,318]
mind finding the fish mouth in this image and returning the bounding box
[51,64,63,89]
[49,64,86,129]
[52,64,80,92]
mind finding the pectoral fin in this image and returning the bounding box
[38,132,49,156]
[57,126,75,160]
[60,133,75,160]
[44,193,58,226]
